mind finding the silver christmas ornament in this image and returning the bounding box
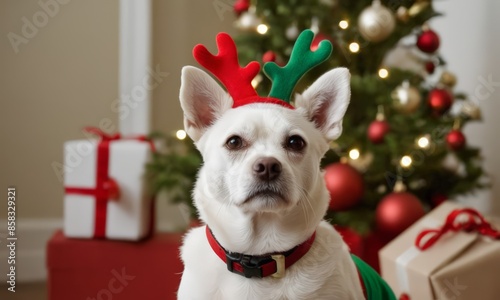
[234,6,261,31]
[358,0,396,42]
[286,23,299,40]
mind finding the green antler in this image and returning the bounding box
[263,29,333,103]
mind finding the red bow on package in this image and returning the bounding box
[415,208,500,251]
[65,127,154,238]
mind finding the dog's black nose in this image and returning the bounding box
[253,157,282,181]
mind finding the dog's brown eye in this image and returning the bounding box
[286,135,306,151]
[225,136,245,150]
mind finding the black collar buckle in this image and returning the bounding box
[225,252,272,278]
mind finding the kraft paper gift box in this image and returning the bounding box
[47,230,184,300]
[63,128,154,241]
[379,202,500,300]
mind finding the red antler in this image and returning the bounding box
[193,33,260,105]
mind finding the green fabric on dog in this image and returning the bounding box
[351,254,397,300]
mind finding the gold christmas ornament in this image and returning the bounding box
[396,7,410,22]
[439,71,457,88]
[408,0,430,17]
[391,80,422,113]
[348,151,374,173]
[358,0,396,42]
[397,1,429,23]
[461,101,482,120]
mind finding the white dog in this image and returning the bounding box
[177,31,395,300]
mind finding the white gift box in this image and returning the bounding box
[63,136,153,241]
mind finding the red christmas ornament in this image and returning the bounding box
[446,129,466,150]
[363,230,390,272]
[311,33,333,51]
[431,193,447,207]
[324,163,364,211]
[262,50,277,63]
[233,0,250,16]
[334,225,364,258]
[376,192,425,238]
[368,120,390,144]
[416,29,440,53]
[428,88,453,115]
[425,61,435,74]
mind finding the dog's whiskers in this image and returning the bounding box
[298,185,315,225]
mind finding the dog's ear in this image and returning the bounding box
[295,67,350,141]
[180,66,233,141]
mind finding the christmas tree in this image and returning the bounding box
[148,0,486,238]
[231,0,486,235]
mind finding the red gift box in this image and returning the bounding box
[46,230,183,300]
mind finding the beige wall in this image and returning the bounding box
[152,0,236,132]
[0,0,235,219]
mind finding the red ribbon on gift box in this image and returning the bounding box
[415,208,500,251]
[65,127,155,238]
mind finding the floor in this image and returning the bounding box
[0,282,46,300]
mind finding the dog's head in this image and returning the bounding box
[179,31,350,245]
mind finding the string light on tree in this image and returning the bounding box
[416,135,431,149]
[378,68,389,79]
[349,148,360,160]
[339,20,349,29]
[349,42,360,53]
[256,24,269,34]
[176,130,187,140]
[400,155,412,168]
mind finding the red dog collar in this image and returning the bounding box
[206,225,316,279]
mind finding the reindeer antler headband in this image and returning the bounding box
[193,29,332,109]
